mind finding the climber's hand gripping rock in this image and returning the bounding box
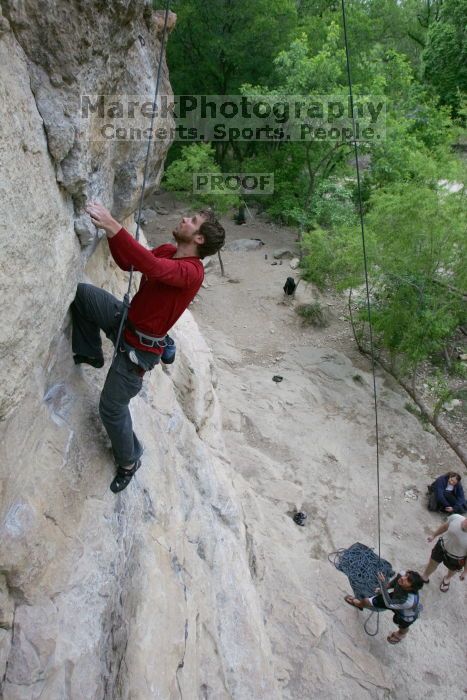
[86,202,121,237]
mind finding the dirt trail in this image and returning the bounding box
[145,194,466,700]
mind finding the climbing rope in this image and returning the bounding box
[329,544,393,599]
[333,0,384,635]
[113,0,171,360]
[328,543,394,636]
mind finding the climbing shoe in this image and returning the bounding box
[293,511,307,526]
[110,459,142,493]
[73,354,104,369]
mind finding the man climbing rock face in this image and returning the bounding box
[71,202,225,493]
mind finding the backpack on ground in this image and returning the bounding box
[427,482,438,512]
[283,277,297,295]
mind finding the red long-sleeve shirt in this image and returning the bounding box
[108,227,204,354]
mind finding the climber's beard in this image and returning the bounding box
[172,226,192,244]
[172,228,184,243]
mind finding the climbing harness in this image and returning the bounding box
[113,0,171,361]
[328,0,385,637]
[125,318,168,348]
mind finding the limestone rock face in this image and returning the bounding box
[0,0,175,419]
[0,292,280,699]
[1,0,175,218]
[0,30,78,418]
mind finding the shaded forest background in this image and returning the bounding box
[157,0,466,441]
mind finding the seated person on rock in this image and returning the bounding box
[430,472,466,515]
[344,570,424,644]
[71,202,225,493]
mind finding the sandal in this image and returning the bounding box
[344,595,363,610]
[387,632,404,644]
[439,577,450,592]
[110,459,141,493]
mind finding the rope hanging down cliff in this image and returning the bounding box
[112,0,171,361]
[328,0,385,637]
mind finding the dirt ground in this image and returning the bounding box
[144,193,466,699]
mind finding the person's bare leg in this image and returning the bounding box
[440,568,456,591]
[388,627,409,643]
[422,558,439,581]
[344,595,373,609]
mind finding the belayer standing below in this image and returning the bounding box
[344,570,425,644]
[71,202,225,493]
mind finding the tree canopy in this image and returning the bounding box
[162,0,466,372]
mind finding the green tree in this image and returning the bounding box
[365,183,466,367]
[166,0,297,95]
[302,179,466,369]
[240,24,352,224]
[423,0,467,115]
[297,0,436,74]
[163,143,239,212]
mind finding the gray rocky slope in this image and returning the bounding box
[1,2,465,699]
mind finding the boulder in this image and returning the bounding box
[293,280,318,307]
[273,248,295,259]
[225,238,264,252]
[443,398,462,412]
[138,208,159,224]
[155,205,169,215]
[289,257,300,269]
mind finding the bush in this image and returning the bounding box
[301,224,365,290]
[240,144,309,225]
[163,143,239,213]
[295,302,329,327]
[301,177,466,369]
[310,180,357,229]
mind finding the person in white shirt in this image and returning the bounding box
[422,515,467,591]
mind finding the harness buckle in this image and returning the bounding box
[137,331,167,349]
[125,319,167,348]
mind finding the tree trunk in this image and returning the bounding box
[348,296,467,466]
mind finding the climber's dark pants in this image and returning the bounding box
[71,283,146,467]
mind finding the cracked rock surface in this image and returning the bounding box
[0,0,174,418]
[2,3,466,699]
[0,240,279,698]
